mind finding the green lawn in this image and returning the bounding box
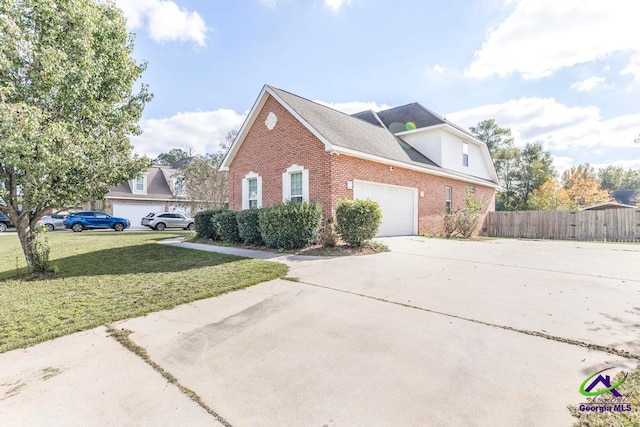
[0,231,287,353]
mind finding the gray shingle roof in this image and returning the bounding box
[270,87,438,168]
[107,166,176,199]
[351,110,384,127]
[375,103,445,133]
[269,86,498,185]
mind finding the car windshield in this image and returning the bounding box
[146,213,155,217]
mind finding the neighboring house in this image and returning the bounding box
[611,190,638,207]
[220,85,499,237]
[101,163,196,227]
[583,202,637,211]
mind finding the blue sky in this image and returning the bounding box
[116,0,640,174]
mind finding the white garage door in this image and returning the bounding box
[353,181,417,237]
[113,203,164,229]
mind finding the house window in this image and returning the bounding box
[248,178,258,208]
[174,177,186,197]
[282,164,309,203]
[135,177,144,192]
[445,186,452,212]
[242,172,262,209]
[290,172,303,203]
[462,142,469,167]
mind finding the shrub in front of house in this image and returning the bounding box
[259,202,322,249]
[194,208,227,239]
[317,216,339,248]
[335,199,382,247]
[213,211,241,243]
[442,190,485,238]
[236,209,263,245]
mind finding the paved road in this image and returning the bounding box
[1,237,638,426]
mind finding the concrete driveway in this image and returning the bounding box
[1,237,639,426]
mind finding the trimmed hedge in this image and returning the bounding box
[215,211,241,243]
[335,199,382,246]
[236,209,263,245]
[259,202,322,249]
[194,208,227,239]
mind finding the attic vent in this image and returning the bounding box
[265,112,277,130]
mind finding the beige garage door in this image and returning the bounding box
[353,180,417,237]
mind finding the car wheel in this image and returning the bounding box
[45,224,54,232]
[0,223,7,232]
[155,223,166,231]
[186,223,195,231]
[113,223,125,232]
[71,223,83,232]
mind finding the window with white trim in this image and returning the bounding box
[462,142,469,167]
[248,178,258,208]
[282,164,309,203]
[132,174,147,194]
[445,186,452,212]
[242,172,262,209]
[290,172,303,203]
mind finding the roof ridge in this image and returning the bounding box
[268,85,392,132]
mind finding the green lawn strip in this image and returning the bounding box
[569,365,640,426]
[0,232,287,353]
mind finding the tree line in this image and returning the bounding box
[470,120,640,211]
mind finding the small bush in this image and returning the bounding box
[215,211,241,243]
[259,202,322,249]
[442,190,485,238]
[237,209,263,245]
[32,225,51,273]
[335,199,382,247]
[443,212,457,238]
[317,217,339,247]
[194,208,227,239]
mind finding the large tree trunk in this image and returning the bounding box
[15,217,36,274]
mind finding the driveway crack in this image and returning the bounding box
[105,324,233,427]
[295,281,640,361]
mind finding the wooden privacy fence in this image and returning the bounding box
[483,209,640,242]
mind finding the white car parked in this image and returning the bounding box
[141,212,195,231]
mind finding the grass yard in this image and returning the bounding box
[0,231,287,353]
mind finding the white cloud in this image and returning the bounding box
[570,77,613,92]
[551,155,575,176]
[446,97,640,152]
[315,100,393,115]
[132,110,247,158]
[260,0,277,7]
[465,0,638,80]
[324,0,352,12]
[592,158,640,171]
[431,64,445,74]
[621,54,640,85]
[115,0,207,46]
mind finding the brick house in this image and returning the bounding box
[220,85,498,236]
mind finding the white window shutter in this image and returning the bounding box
[302,169,309,202]
[241,178,249,210]
[257,176,263,207]
[282,172,289,202]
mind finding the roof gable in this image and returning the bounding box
[221,85,498,187]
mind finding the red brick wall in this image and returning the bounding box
[229,95,333,214]
[330,155,495,235]
[228,94,496,235]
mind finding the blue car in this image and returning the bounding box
[63,211,130,232]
